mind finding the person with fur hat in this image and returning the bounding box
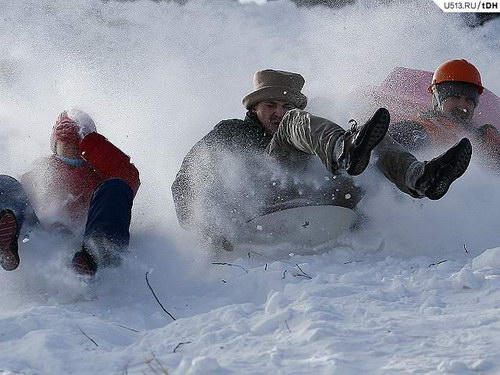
[172,69,472,250]
[0,109,140,276]
[389,59,500,169]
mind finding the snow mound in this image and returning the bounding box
[473,247,500,271]
[0,0,499,374]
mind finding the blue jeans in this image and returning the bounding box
[0,175,39,229]
[0,175,133,266]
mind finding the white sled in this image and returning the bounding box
[234,204,357,248]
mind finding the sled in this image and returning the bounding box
[360,66,500,129]
[234,203,357,248]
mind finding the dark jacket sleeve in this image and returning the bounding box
[475,124,500,170]
[171,120,242,230]
[80,133,140,196]
[388,120,429,152]
[171,143,200,229]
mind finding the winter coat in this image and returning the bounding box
[389,111,500,170]
[172,111,361,239]
[21,132,140,226]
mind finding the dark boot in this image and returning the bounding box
[0,209,20,271]
[341,108,390,176]
[72,248,98,276]
[415,138,472,200]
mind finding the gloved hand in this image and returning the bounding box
[477,124,499,138]
[52,118,82,147]
[476,124,500,162]
[50,110,97,152]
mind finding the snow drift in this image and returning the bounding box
[0,0,499,373]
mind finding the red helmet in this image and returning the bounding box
[428,59,484,94]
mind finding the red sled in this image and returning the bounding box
[361,66,500,130]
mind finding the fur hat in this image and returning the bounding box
[50,109,96,152]
[242,69,308,110]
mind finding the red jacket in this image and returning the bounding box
[21,133,140,226]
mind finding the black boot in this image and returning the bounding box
[341,108,390,176]
[72,248,98,276]
[0,209,20,271]
[415,138,472,200]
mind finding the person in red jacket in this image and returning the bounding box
[389,59,500,170]
[0,109,140,276]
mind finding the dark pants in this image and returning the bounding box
[83,178,134,266]
[0,175,39,229]
[374,136,420,197]
[0,175,133,267]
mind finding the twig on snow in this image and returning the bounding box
[173,341,192,353]
[111,323,141,333]
[428,259,448,267]
[77,325,99,347]
[249,251,314,280]
[292,273,311,279]
[212,262,248,273]
[294,264,312,279]
[285,320,292,333]
[249,250,281,263]
[463,244,469,254]
[145,272,176,321]
[145,351,170,374]
[282,270,288,279]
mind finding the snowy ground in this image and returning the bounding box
[0,0,499,374]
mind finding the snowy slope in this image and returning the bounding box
[0,0,499,374]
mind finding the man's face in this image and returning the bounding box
[439,94,476,122]
[55,141,82,159]
[253,100,296,133]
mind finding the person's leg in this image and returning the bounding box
[0,175,39,270]
[267,108,390,176]
[374,136,421,197]
[0,175,38,226]
[72,178,134,275]
[410,138,472,200]
[375,137,472,200]
[266,109,346,173]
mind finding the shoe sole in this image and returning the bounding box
[426,138,472,200]
[0,210,20,271]
[72,251,97,276]
[347,108,390,176]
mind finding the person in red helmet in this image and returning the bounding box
[0,109,140,276]
[389,59,500,169]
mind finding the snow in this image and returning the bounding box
[0,0,500,374]
[473,247,500,270]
